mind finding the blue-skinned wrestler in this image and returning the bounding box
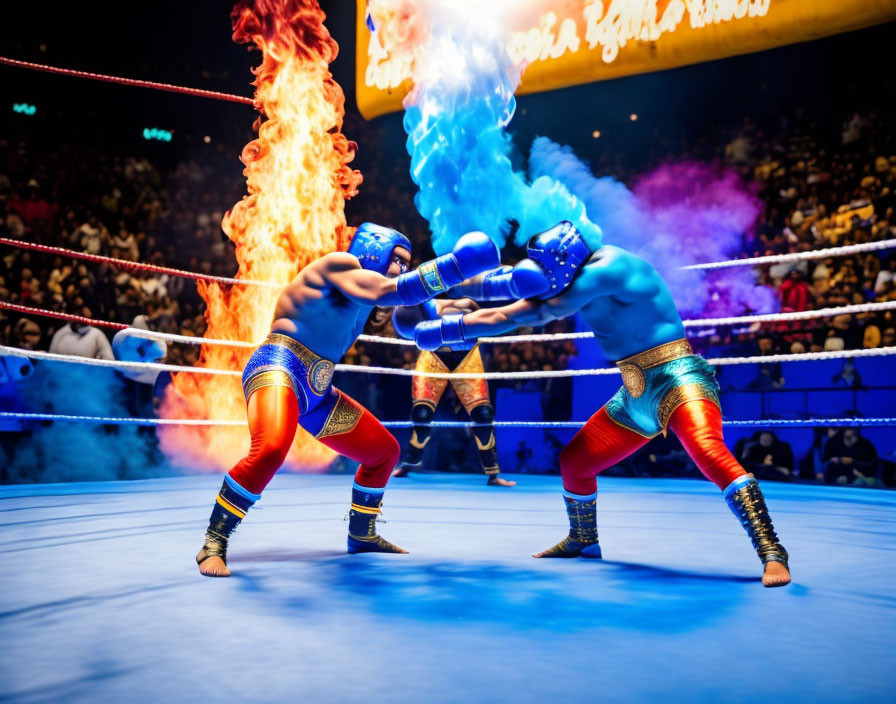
[415,220,791,588]
[196,223,499,577]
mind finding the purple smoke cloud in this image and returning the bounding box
[529,137,779,316]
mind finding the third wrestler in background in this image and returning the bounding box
[392,299,516,486]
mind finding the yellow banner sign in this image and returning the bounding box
[356,0,896,119]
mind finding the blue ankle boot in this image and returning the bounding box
[346,482,407,554]
[196,475,260,572]
[535,490,602,558]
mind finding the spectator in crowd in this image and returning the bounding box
[514,440,534,473]
[740,431,794,481]
[821,427,879,485]
[636,435,696,479]
[12,318,42,350]
[48,310,114,360]
[3,77,896,488]
[874,257,896,295]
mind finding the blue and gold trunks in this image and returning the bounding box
[242,333,336,415]
[606,339,720,437]
[241,333,362,439]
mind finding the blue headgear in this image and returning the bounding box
[526,221,591,297]
[347,223,412,275]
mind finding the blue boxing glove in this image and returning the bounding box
[414,314,474,352]
[461,260,551,300]
[396,231,499,305]
[392,299,438,340]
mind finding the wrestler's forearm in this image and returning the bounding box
[462,301,551,337]
[371,282,403,306]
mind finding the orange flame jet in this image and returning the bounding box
[161,0,362,472]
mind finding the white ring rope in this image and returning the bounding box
[3,413,894,429]
[3,344,895,380]
[114,300,896,349]
[682,238,896,270]
[682,300,896,327]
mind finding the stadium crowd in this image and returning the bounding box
[2,99,894,485]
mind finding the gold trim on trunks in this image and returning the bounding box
[265,333,335,395]
[243,369,296,400]
[316,391,363,439]
[412,352,449,406]
[657,382,720,432]
[619,365,647,398]
[604,406,659,439]
[616,338,693,398]
[451,345,489,411]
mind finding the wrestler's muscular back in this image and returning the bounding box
[269,255,373,362]
[573,246,686,360]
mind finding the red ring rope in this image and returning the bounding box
[0,237,276,287]
[0,56,255,106]
[0,301,127,330]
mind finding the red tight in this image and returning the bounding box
[560,399,747,495]
[228,385,400,496]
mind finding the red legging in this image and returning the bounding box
[560,399,747,496]
[228,385,400,496]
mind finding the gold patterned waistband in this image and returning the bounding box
[615,339,692,371]
[615,339,693,399]
[264,333,321,361]
[264,333,336,395]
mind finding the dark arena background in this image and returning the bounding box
[1,2,895,703]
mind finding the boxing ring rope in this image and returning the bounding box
[681,238,896,270]
[0,238,281,289]
[4,59,893,456]
[2,236,893,294]
[1,413,894,429]
[5,299,896,350]
[0,57,255,106]
[3,344,895,380]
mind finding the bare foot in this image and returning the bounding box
[487,476,517,487]
[762,561,790,588]
[196,550,231,578]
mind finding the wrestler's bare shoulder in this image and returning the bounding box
[586,244,641,267]
[285,253,357,290]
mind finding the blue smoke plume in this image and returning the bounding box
[398,2,776,315]
[3,360,165,483]
[401,4,602,255]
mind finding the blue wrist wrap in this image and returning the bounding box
[397,254,463,305]
[441,314,467,344]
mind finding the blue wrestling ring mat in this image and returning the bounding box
[1,473,893,703]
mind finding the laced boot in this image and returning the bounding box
[724,476,790,587]
[534,491,602,558]
[196,475,260,577]
[346,483,408,554]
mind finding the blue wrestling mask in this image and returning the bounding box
[348,223,412,276]
[526,220,591,296]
